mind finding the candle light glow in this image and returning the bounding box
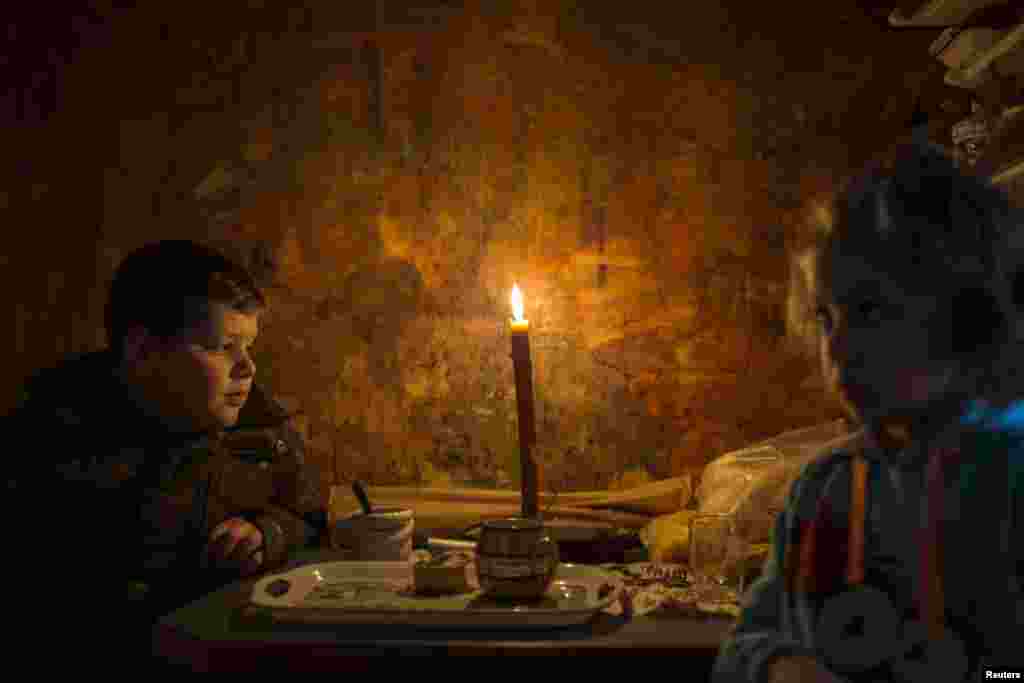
[510,283,528,331]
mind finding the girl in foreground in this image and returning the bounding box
[714,142,1024,682]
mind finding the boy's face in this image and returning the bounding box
[129,302,261,432]
[815,247,959,428]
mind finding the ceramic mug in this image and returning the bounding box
[475,517,559,600]
[330,507,414,561]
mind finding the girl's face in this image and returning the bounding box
[815,247,960,428]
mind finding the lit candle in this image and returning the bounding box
[509,283,539,518]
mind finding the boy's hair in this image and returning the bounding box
[105,240,265,359]
[787,141,1024,407]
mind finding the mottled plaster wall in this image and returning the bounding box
[11,1,948,493]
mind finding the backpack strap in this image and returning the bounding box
[847,455,869,586]
[787,454,859,596]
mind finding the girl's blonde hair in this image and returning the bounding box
[787,140,1024,409]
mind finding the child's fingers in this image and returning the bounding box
[229,534,262,563]
[208,518,263,564]
[241,550,265,576]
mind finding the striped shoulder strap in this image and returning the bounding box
[786,454,862,595]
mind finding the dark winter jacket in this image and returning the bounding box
[713,400,1024,682]
[3,350,327,641]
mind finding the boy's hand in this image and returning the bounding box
[767,655,845,683]
[205,517,265,576]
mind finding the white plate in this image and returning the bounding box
[250,561,623,628]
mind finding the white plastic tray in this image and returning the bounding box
[250,560,623,628]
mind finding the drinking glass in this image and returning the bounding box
[733,506,785,592]
[688,513,747,604]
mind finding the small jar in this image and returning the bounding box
[475,517,559,600]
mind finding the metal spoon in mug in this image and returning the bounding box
[352,480,373,515]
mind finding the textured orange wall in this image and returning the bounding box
[8,1,948,493]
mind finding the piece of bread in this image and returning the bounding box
[641,510,696,563]
[413,551,479,595]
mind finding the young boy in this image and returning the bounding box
[714,142,1024,682]
[4,240,325,663]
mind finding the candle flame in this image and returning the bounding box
[511,283,525,322]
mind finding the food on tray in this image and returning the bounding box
[600,562,742,618]
[606,562,691,587]
[659,593,699,615]
[413,550,479,595]
[697,601,742,618]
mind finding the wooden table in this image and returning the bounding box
[153,549,735,671]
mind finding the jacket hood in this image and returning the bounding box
[21,349,291,434]
[21,350,122,417]
[231,380,293,430]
